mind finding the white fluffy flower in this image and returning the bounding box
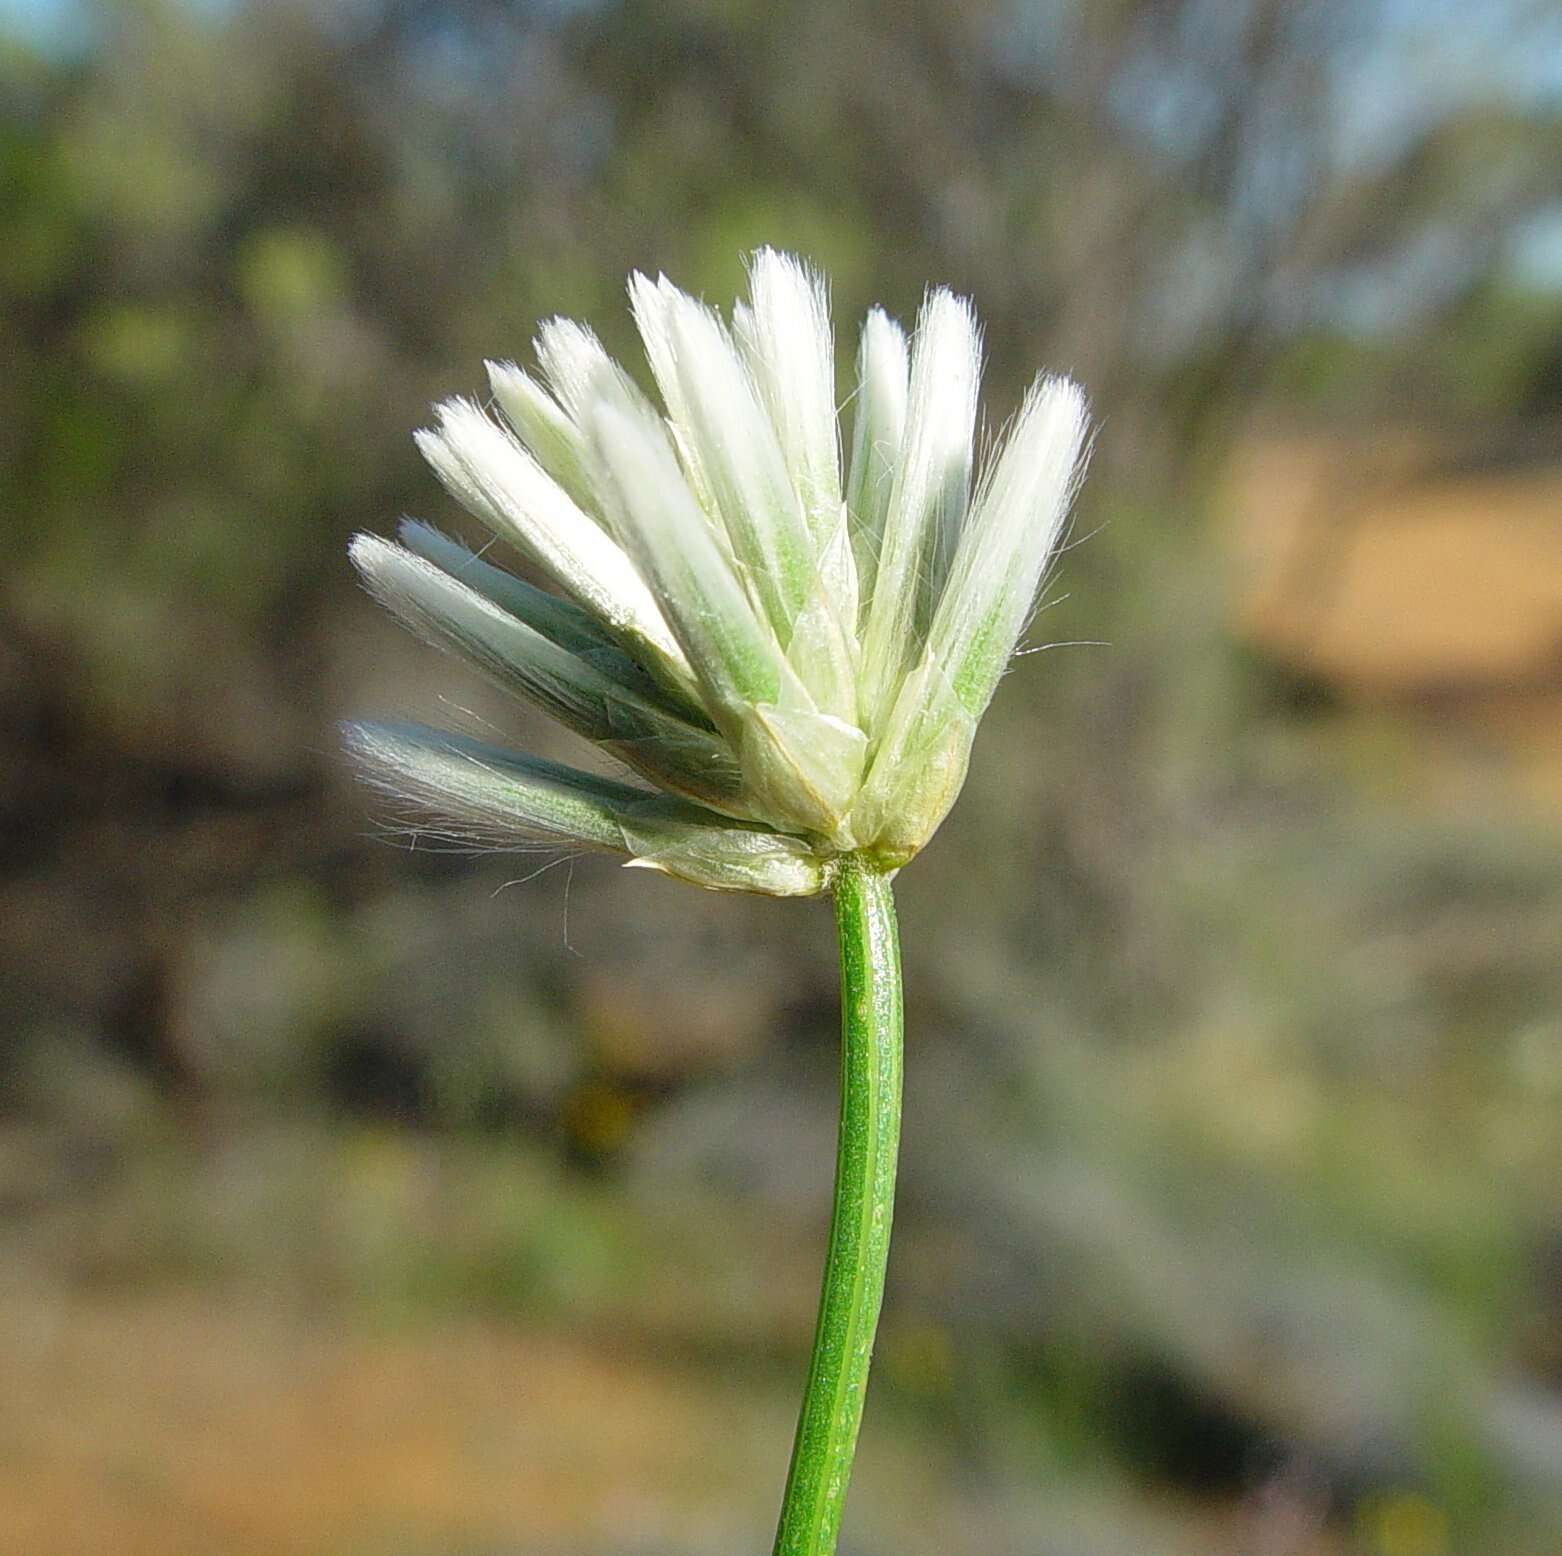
[345,250,1088,894]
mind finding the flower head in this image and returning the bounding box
[345,251,1088,894]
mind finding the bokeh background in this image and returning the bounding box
[4,1,1562,1552]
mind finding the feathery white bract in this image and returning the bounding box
[345,250,1089,895]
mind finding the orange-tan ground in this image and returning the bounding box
[1222,426,1562,812]
[0,1282,1336,1556]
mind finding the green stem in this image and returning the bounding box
[773,854,903,1556]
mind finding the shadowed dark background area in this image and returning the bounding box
[3,1,1562,1552]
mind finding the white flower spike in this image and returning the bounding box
[345,251,1089,892]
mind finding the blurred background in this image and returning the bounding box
[3,1,1562,1552]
